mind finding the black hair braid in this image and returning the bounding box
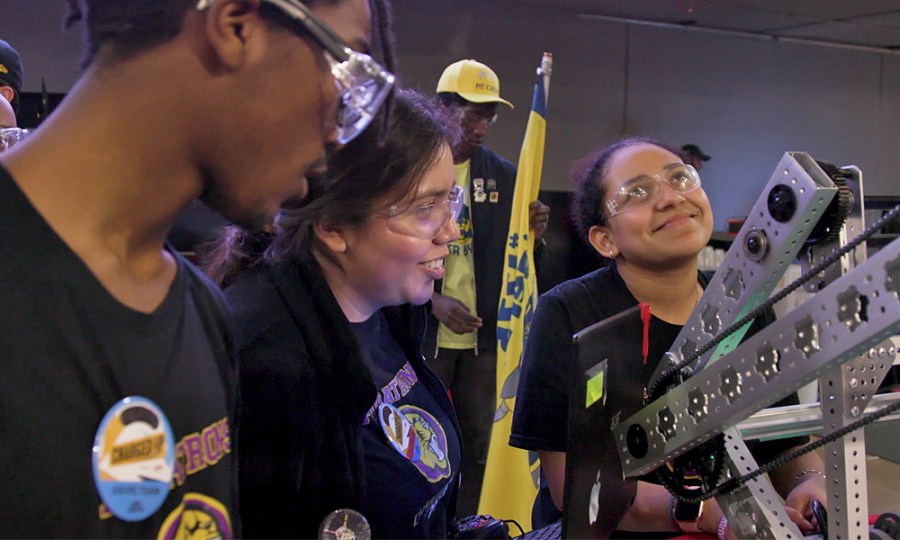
[370,0,396,145]
[370,0,396,75]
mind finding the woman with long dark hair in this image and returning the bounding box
[204,89,464,538]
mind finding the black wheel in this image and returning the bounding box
[874,512,900,540]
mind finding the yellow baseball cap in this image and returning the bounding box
[436,59,514,109]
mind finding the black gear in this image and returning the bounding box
[806,161,853,245]
[655,434,726,500]
[647,370,727,499]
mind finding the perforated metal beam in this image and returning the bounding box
[614,237,900,477]
[649,152,838,386]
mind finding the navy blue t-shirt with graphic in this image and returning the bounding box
[352,312,460,539]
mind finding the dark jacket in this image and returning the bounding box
[425,145,518,355]
[224,255,460,538]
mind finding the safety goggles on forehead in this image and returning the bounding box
[387,185,464,240]
[196,0,395,144]
[605,163,702,218]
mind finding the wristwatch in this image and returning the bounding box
[673,498,706,534]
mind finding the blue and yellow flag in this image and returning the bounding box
[478,53,552,531]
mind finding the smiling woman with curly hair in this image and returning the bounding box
[511,137,827,538]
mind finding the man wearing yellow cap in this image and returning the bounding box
[428,58,550,517]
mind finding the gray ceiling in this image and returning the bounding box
[502,0,900,53]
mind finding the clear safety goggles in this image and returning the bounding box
[0,128,29,151]
[387,185,464,239]
[459,106,498,127]
[197,0,395,144]
[605,163,702,218]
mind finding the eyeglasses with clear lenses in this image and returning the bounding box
[460,106,498,127]
[196,0,395,144]
[605,163,702,218]
[0,128,29,151]
[387,185,464,239]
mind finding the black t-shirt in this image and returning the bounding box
[0,166,238,537]
[352,312,461,539]
[510,264,807,530]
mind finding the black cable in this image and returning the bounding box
[504,519,525,537]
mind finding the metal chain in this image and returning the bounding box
[680,396,900,503]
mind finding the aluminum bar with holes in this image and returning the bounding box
[614,237,900,477]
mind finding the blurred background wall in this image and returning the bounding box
[1,0,898,230]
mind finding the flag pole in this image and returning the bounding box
[478,53,553,532]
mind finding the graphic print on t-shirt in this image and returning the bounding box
[378,403,452,482]
[363,360,418,425]
[93,398,235,533]
[157,492,232,539]
[92,397,175,521]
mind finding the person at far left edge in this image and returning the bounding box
[0,0,395,537]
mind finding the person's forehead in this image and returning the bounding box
[400,144,454,200]
[311,0,372,53]
[606,144,680,186]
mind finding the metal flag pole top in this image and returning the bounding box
[539,52,553,102]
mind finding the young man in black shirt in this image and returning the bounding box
[0,0,394,536]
